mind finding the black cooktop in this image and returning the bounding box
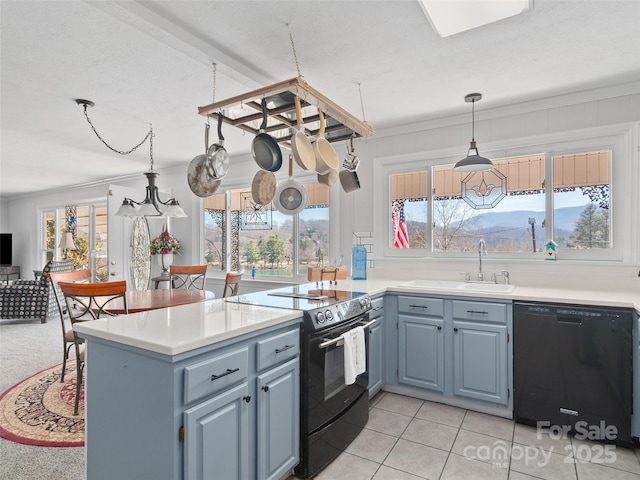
[225,283,367,311]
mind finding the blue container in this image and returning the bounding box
[351,245,367,280]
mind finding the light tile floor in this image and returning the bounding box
[301,391,640,480]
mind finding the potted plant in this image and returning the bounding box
[150,228,183,275]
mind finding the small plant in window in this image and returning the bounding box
[150,228,183,255]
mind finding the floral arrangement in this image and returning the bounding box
[150,228,183,255]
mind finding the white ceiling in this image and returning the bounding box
[1,0,639,198]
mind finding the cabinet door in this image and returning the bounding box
[398,314,444,392]
[257,358,300,480]
[368,317,384,398]
[453,320,507,405]
[184,382,250,480]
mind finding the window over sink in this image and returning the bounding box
[384,146,616,260]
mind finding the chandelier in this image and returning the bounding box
[75,99,186,218]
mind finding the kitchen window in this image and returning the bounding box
[552,151,610,250]
[385,148,615,258]
[204,184,329,277]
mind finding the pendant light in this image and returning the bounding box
[454,93,493,172]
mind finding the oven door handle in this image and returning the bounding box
[318,319,376,349]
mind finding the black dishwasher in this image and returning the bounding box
[514,301,633,446]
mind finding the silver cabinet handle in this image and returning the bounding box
[410,304,428,309]
[466,310,488,315]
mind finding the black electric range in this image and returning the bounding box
[225,282,371,331]
[227,282,373,477]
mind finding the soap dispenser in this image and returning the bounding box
[351,244,367,280]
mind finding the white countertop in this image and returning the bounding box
[74,299,300,356]
[338,278,640,310]
[75,279,639,357]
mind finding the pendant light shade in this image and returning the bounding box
[454,93,493,172]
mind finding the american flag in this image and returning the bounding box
[392,200,409,248]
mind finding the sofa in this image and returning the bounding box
[0,259,74,323]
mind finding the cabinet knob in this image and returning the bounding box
[453,327,459,332]
[243,395,251,403]
[437,326,442,331]
[262,386,269,392]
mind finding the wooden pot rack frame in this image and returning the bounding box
[197,77,373,148]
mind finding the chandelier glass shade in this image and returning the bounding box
[115,171,187,218]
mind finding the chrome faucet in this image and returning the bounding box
[477,239,487,281]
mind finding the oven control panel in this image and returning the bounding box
[305,295,372,330]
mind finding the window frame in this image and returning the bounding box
[202,173,331,281]
[374,127,632,263]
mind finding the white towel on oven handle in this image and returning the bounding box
[342,325,366,385]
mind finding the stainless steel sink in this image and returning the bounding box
[456,283,515,294]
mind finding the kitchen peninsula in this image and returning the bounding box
[74,278,640,479]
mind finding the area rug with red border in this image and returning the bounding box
[0,362,84,447]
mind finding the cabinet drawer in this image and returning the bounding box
[398,296,444,317]
[256,328,299,371]
[452,300,507,324]
[184,347,249,404]
[371,297,384,317]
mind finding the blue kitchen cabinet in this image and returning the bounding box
[82,322,300,480]
[388,293,512,413]
[451,300,509,406]
[397,296,446,392]
[452,321,508,405]
[368,296,385,398]
[184,382,250,480]
[398,314,445,392]
[257,358,300,480]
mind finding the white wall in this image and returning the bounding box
[338,84,640,290]
[0,198,8,232]
[3,83,640,290]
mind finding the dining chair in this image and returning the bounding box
[222,272,243,297]
[47,269,92,383]
[169,265,207,291]
[58,280,128,416]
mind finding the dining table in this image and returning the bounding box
[107,289,215,314]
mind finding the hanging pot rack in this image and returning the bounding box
[197,77,374,149]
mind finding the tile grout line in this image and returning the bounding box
[436,408,469,480]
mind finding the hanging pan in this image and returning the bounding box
[291,95,315,171]
[317,169,338,187]
[188,123,221,197]
[274,154,307,215]
[313,107,339,175]
[252,98,283,172]
[339,136,361,193]
[206,113,229,179]
[251,170,277,205]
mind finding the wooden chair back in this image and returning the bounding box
[222,272,243,297]
[169,265,207,291]
[58,280,128,323]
